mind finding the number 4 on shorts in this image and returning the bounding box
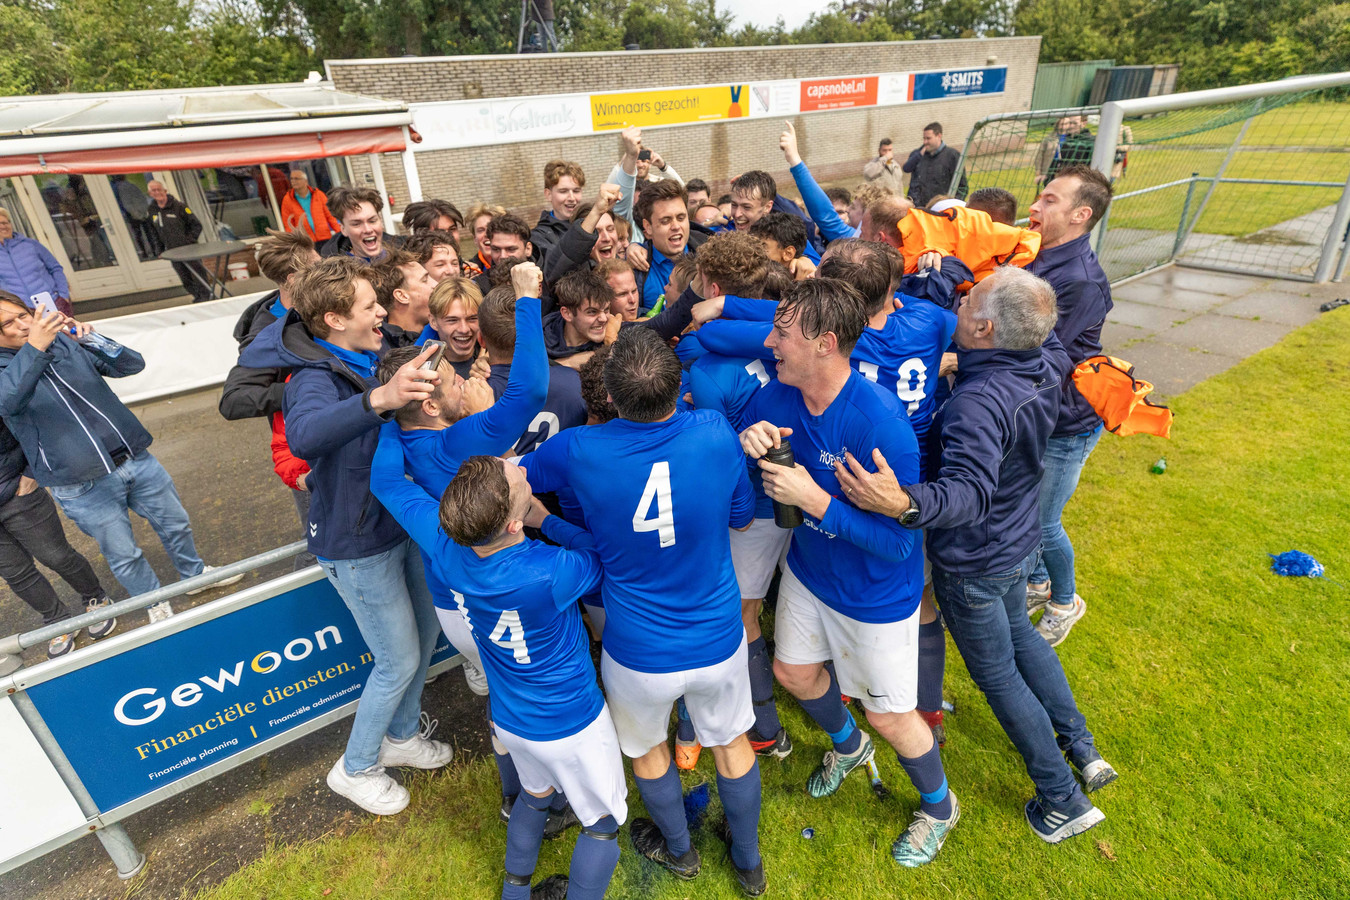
[632,461,676,548]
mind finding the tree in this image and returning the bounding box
[0,2,72,95]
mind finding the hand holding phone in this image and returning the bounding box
[421,340,447,371]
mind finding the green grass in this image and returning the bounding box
[959,100,1350,238]
[189,309,1350,900]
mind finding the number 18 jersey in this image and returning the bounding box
[523,410,755,674]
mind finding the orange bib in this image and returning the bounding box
[1071,355,1173,438]
[898,207,1041,287]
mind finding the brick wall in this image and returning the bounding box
[328,38,1041,221]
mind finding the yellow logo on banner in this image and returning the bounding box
[590,85,749,131]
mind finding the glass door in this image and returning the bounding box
[19,172,183,300]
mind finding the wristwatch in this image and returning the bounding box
[896,490,921,527]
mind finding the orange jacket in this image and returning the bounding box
[899,207,1040,286]
[280,188,342,242]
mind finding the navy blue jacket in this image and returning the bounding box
[239,311,404,561]
[0,336,149,487]
[1028,233,1112,438]
[487,362,586,455]
[904,335,1071,576]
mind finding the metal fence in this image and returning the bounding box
[952,72,1350,284]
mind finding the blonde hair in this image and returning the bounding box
[428,276,483,318]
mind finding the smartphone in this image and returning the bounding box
[30,291,54,316]
[638,149,652,161]
[421,340,447,371]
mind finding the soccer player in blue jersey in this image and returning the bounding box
[739,278,959,867]
[521,327,766,896]
[683,234,792,763]
[371,450,626,900]
[373,262,562,831]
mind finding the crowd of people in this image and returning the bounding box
[0,112,1120,898]
[212,116,1124,899]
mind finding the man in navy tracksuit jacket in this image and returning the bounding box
[1024,165,1115,645]
[832,268,1118,844]
[239,256,452,816]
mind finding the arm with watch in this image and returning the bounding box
[833,392,1004,529]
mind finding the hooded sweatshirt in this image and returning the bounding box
[239,311,403,561]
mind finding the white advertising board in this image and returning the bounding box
[0,695,87,866]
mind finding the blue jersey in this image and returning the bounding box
[673,332,706,413]
[743,371,922,623]
[370,452,603,741]
[705,295,955,479]
[689,351,778,519]
[522,410,755,673]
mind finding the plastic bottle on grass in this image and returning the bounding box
[1150,457,1167,475]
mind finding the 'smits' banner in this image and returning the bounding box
[411,66,1007,151]
[25,578,457,814]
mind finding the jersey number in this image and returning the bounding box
[858,358,929,415]
[744,358,771,387]
[453,591,531,664]
[488,610,531,664]
[632,461,676,548]
[514,411,561,454]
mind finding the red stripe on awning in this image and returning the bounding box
[0,127,406,177]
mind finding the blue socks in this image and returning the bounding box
[675,697,696,743]
[898,740,952,820]
[567,816,619,900]
[747,637,782,740]
[716,761,763,871]
[502,792,551,900]
[797,667,862,755]
[633,759,692,857]
[917,619,946,714]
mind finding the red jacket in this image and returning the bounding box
[280,188,342,242]
[270,410,310,491]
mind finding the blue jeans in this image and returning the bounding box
[932,550,1095,803]
[320,539,438,775]
[49,451,204,598]
[1029,425,1104,600]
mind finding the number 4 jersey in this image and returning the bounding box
[522,410,755,674]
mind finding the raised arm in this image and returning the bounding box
[780,121,859,242]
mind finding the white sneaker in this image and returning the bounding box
[326,758,410,815]
[148,601,174,623]
[462,660,490,696]
[186,565,246,596]
[379,732,453,769]
[1035,594,1086,647]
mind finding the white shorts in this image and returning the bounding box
[493,706,629,827]
[729,517,793,599]
[435,606,482,670]
[773,564,920,715]
[601,634,755,758]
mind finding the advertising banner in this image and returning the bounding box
[747,80,801,118]
[0,696,87,866]
[589,84,751,131]
[25,578,456,814]
[911,66,1008,102]
[799,76,879,112]
[412,94,592,151]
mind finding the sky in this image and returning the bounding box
[717,0,823,31]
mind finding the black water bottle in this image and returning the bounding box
[764,439,804,528]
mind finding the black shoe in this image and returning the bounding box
[715,815,767,897]
[630,817,700,880]
[749,726,793,759]
[531,874,569,900]
[500,794,515,824]
[543,802,580,840]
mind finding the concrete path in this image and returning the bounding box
[1100,264,1345,399]
[0,263,1344,899]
